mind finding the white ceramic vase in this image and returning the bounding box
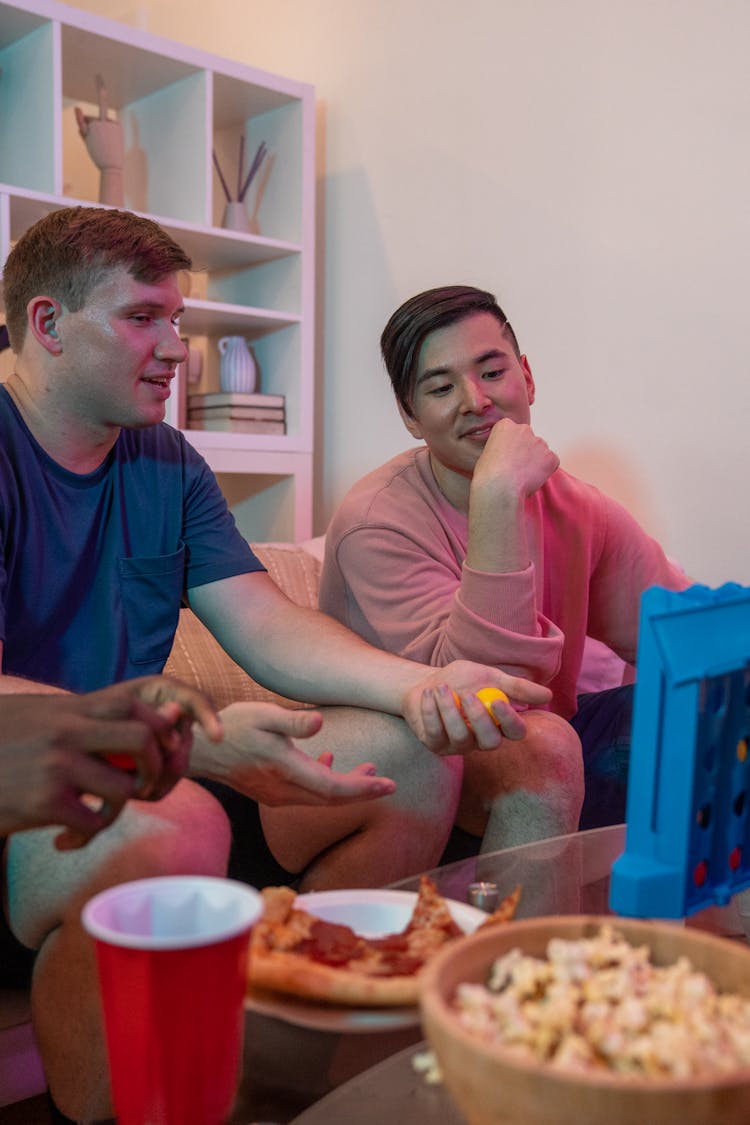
[218,336,257,394]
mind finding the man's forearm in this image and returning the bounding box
[226,600,426,716]
[189,573,426,719]
[466,489,530,574]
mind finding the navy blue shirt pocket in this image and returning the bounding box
[118,544,186,668]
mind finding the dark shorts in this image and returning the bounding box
[572,684,634,831]
[0,840,36,988]
[195,780,298,888]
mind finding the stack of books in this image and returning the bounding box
[186,391,286,434]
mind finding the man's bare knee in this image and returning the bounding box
[458,710,583,838]
[261,709,464,881]
[6,780,231,949]
[521,710,584,796]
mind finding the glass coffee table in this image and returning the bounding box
[232,824,747,1124]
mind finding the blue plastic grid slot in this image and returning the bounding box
[609,582,750,919]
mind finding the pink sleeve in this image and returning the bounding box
[331,524,563,683]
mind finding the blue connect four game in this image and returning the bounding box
[609,582,750,919]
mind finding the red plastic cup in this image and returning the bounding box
[82,875,263,1125]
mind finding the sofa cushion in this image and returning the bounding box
[164,543,321,711]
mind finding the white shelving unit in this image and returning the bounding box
[0,0,315,542]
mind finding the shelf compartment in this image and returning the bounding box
[216,466,311,543]
[212,72,303,244]
[0,13,56,194]
[61,25,209,223]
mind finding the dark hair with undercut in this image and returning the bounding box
[3,205,192,351]
[380,285,521,417]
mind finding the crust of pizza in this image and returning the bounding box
[247,876,521,1008]
[249,949,423,1007]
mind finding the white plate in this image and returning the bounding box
[244,888,486,1033]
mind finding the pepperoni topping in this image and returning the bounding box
[296,918,425,975]
[297,919,363,965]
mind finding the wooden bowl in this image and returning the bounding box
[419,915,750,1125]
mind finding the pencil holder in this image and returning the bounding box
[222,201,250,234]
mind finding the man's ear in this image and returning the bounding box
[28,297,62,354]
[520,354,536,405]
[397,400,423,440]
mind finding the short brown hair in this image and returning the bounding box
[381,285,520,417]
[3,206,192,351]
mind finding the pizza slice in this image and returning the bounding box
[247,875,520,1008]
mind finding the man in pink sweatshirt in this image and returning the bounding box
[320,285,689,838]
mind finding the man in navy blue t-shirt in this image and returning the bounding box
[0,206,557,1121]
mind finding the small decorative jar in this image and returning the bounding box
[218,336,257,394]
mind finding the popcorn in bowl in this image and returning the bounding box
[418,915,750,1125]
[453,924,750,1079]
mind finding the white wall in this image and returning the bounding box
[70,0,750,585]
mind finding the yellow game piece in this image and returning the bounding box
[476,687,509,711]
[452,687,509,728]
